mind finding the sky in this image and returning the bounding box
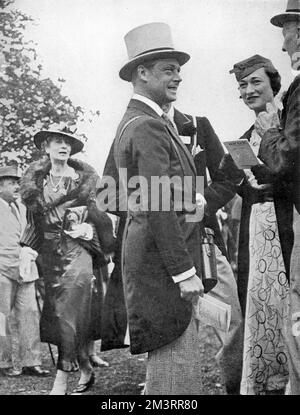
[13,0,294,174]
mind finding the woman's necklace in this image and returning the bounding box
[49,170,66,193]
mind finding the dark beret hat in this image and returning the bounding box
[229,54,279,82]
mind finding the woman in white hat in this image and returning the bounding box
[19,128,115,394]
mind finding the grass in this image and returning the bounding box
[0,325,226,395]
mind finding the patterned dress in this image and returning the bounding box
[240,129,290,395]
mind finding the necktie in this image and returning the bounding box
[161,113,176,130]
[9,202,19,221]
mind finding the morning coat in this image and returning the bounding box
[98,98,203,355]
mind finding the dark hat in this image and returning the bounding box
[229,54,278,82]
[271,0,300,28]
[119,22,190,82]
[0,165,21,180]
[34,126,84,156]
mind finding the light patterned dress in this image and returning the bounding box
[240,128,290,395]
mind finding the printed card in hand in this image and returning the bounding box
[223,139,260,169]
[193,294,231,333]
[62,206,88,231]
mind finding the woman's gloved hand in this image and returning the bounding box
[64,223,93,240]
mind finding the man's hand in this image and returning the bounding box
[19,246,38,281]
[255,102,280,137]
[179,274,204,303]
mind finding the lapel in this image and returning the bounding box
[165,123,197,175]
[0,198,21,230]
[174,109,193,136]
[127,99,197,175]
[16,200,27,234]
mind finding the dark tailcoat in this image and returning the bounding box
[258,75,300,215]
[98,99,202,355]
[173,108,237,258]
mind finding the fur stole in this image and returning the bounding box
[20,157,115,254]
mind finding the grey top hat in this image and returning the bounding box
[34,126,84,156]
[271,0,300,27]
[119,22,190,82]
[0,165,21,180]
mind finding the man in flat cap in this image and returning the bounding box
[0,165,49,378]
[253,0,300,394]
[97,22,205,394]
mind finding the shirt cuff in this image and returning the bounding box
[172,267,196,283]
[20,246,38,260]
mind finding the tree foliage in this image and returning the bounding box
[0,0,90,167]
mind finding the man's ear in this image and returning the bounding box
[136,65,149,82]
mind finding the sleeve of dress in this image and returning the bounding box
[20,210,44,252]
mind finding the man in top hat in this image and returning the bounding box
[0,165,50,377]
[252,0,300,394]
[97,22,205,394]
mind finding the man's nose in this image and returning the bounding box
[174,71,182,83]
[282,38,287,52]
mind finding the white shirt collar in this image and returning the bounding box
[291,68,300,78]
[166,105,175,124]
[132,93,164,117]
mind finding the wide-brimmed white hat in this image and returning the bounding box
[34,127,84,156]
[271,0,300,27]
[119,22,190,82]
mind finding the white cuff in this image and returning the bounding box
[172,267,196,283]
[20,246,38,260]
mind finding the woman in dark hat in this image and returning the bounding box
[222,55,290,394]
[19,128,115,394]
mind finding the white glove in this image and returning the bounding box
[195,192,206,222]
[186,193,206,223]
[19,246,38,281]
[254,102,280,136]
[64,223,93,240]
[107,256,115,277]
